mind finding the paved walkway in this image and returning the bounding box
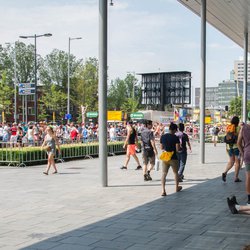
[0,142,249,250]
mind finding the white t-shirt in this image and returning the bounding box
[109,127,116,138]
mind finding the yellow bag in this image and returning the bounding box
[160,151,174,162]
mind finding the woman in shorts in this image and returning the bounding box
[41,126,60,175]
[222,116,241,182]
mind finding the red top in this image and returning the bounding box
[70,129,78,139]
[11,126,17,136]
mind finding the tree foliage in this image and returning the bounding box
[0,71,13,114]
[39,49,82,89]
[107,73,141,113]
[74,57,98,111]
[229,96,250,118]
[0,41,144,122]
[39,84,67,121]
[1,41,37,84]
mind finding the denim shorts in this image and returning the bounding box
[245,164,250,172]
[227,148,240,157]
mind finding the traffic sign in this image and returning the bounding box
[65,114,72,120]
[18,83,35,88]
[130,112,144,119]
[87,111,98,118]
[19,88,35,95]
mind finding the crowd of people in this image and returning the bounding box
[0,120,229,148]
[0,122,100,146]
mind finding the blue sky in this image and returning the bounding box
[0,0,243,88]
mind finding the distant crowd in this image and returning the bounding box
[0,120,228,147]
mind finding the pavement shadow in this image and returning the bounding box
[20,172,250,250]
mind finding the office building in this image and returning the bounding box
[234,60,250,82]
[195,87,218,108]
[140,71,191,111]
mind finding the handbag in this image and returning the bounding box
[159,151,174,162]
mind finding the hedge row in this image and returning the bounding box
[0,142,127,167]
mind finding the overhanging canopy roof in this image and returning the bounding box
[178,0,250,50]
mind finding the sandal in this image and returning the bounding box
[176,186,182,192]
[161,192,167,197]
[52,171,58,174]
[43,172,48,175]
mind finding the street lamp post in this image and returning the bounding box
[67,37,82,123]
[19,33,52,122]
[6,42,17,123]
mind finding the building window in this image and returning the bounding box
[28,107,35,115]
[27,95,35,101]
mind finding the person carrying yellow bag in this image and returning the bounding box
[160,122,182,196]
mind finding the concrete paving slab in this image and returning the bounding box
[0,142,249,250]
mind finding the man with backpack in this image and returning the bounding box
[222,116,241,182]
[140,120,158,181]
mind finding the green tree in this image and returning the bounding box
[107,73,141,111]
[121,98,139,113]
[0,71,13,116]
[74,57,98,111]
[229,96,242,117]
[1,41,38,84]
[107,78,127,110]
[39,49,82,90]
[39,84,67,121]
[229,96,250,118]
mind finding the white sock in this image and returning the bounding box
[235,205,240,211]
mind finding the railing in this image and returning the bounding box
[0,141,126,167]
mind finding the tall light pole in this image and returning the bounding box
[67,37,82,123]
[19,33,52,122]
[6,42,17,123]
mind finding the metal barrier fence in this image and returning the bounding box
[0,133,226,167]
[0,142,126,167]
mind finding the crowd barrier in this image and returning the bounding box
[0,133,226,167]
[0,141,126,167]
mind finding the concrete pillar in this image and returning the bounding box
[99,0,108,187]
[200,0,206,164]
[243,32,248,123]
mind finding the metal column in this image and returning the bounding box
[34,35,37,123]
[200,0,206,164]
[67,38,71,123]
[243,32,248,123]
[98,0,108,187]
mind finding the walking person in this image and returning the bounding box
[222,116,241,182]
[121,121,142,170]
[227,120,250,211]
[41,126,60,175]
[160,123,182,196]
[176,123,192,182]
[212,125,220,147]
[27,125,35,146]
[141,120,158,181]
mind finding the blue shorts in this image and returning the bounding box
[227,148,240,157]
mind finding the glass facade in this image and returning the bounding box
[195,87,218,108]
[141,71,191,111]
